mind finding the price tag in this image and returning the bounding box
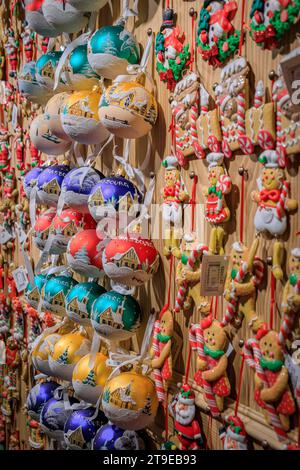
[200,255,228,296]
[0,226,13,244]
[12,266,28,293]
[280,47,300,114]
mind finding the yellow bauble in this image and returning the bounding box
[98,76,158,139]
[72,352,111,405]
[61,87,110,145]
[102,371,158,431]
[49,332,91,382]
[32,332,62,377]
[44,92,72,141]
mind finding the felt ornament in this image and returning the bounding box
[49,332,92,382]
[68,0,109,12]
[203,152,232,255]
[43,274,78,317]
[98,74,158,139]
[219,415,249,450]
[87,23,140,80]
[67,229,105,278]
[214,56,250,158]
[190,316,231,415]
[61,87,111,145]
[44,93,72,141]
[91,290,141,341]
[25,0,60,37]
[72,350,111,405]
[32,208,57,251]
[62,166,104,214]
[61,45,101,92]
[23,166,44,200]
[26,381,60,421]
[250,0,300,50]
[29,114,72,156]
[102,370,158,431]
[251,150,298,280]
[31,332,63,376]
[37,164,71,207]
[18,61,53,106]
[196,84,223,154]
[36,51,67,92]
[244,329,296,437]
[92,423,145,450]
[66,281,106,326]
[64,408,107,450]
[40,395,77,442]
[197,1,240,67]
[169,383,203,450]
[221,240,265,333]
[161,156,189,259]
[155,7,190,91]
[42,0,89,34]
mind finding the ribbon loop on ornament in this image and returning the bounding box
[88,332,101,370]
[113,140,145,195]
[21,227,35,288]
[35,233,55,274]
[121,0,139,20]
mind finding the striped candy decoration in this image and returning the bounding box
[216,173,232,195]
[276,180,290,221]
[243,338,288,442]
[237,92,246,136]
[190,100,199,149]
[152,319,166,402]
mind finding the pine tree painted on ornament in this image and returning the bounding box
[82,370,96,387]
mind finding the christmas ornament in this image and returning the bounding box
[26,380,60,421]
[197,1,240,67]
[67,229,105,278]
[214,56,250,158]
[25,0,60,37]
[66,282,106,326]
[42,0,89,34]
[64,407,107,450]
[102,370,158,431]
[68,0,108,11]
[169,383,203,450]
[14,125,25,172]
[43,274,77,317]
[72,350,111,405]
[28,419,44,449]
[87,22,140,80]
[30,114,72,156]
[91,290,141,341]
[155,7,190,91]
[25,273,51,309]
[219,415,248,450]
[32,332,63,376]
[61,86,111,145]
[92,423,145,450]
[49,332,91,382]
[32,208,56,251]
[44,92,72,141]
[62,45,100,91]
[40,395,78,441]
[8,431,20,450]
[4,28,19,78]
[21,23,35,63]
[36,51,67,92]
[37,164,71,207]
[5,336,21,395]
[161,156,189,259]
[0,293,10,334]
[0,127,11,172]
[196,84,223,154]
[18,61,52,106]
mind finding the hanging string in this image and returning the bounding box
[166,0,170,9]
[269,271,276,330]
[190,175,198,233]
[189,9,195,72]
[240,170,245,244]
[238,0,246,56]
[234,352,245,417]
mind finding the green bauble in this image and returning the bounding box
[64,45,100,91]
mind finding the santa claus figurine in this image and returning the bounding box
[219,415,248,450]
[170,383,203,450]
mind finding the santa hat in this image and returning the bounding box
[256,325,269,341]
[206,152,224,169]
[258,150,282,168]
[291,248,300,259]
[201,314,213,330]
[226,415,247,441]
[162,156,179,170]
[178,383,195,405]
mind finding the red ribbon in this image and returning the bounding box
[260,189,281,202]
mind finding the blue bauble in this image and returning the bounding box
[43,275,78,317]
[62,167,104,214]
[64,408,107,450]
[92,423,145,450]
[64,45,100,91]
[65,282,106,326]
[87,25,140,80]
[24,166,44,200]
[18,61,53,105]
[36,51,66,91]
[25,273,54,309]
[37,165,70,207]
[26,381,60,421]
[40,396,78,441]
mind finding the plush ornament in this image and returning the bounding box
[88,175,142,224]
[196,84,223,154]
[32,208,57,251]
[102,370,158,431]
[197,1,240,67]
[72,350,111,405]
[169,383,203,450]
[50,209,96,255]
[32,332,63,376]
[62,166,104,214]
[37,164,71,207]
[40,395,77,441]
[161,156,189,259]
[87,23,140,80]
[155,7,190,91]
[214,57,250,158]
[62,45,100,91]
[25,0,60,37]
[42,0,88,34]
[26,381,60,421]
[23,166,44,199]
[222,240,265,333]
[68,0,109,12]
[49,332,91,382]
[92,423,145,450]
[25,272,54,309]
[91,290,141,341]
[103,237,159,290]
[30,115,72,156]
[44,93,72,141]
[219,415,248,450]
[61,86,110,145]
[64,407,107,450]
[67,229,105,278]
[43,275,77,317]
[18,61,53,106]
[66,282,106,326]
[250,0,300,50]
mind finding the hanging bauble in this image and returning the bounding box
[92,423,145,450]
[87,25,140,80]
[98,75,158,139]
[61,87,110,145]
[61,166,104,214]
[49,332,91,382]
[18,61,53,106]
[25,272,54,309]
[42,0,89,34]
[43,275,77,317]
[64,408,107,450]
[88,175,142,224]
[72,351,111,405]
[40,395,78,441]
[32,332,62,376]
[26,381,60,421]
[102,371,158,431]
[66,282,106,326]
[68,0,108,12]
[25,0,60,37]
[37,164,71,207]
[50,210,96,255]
[29,115,72,156]
[102,237,160,288]
[32,208,57,251]
[36,52,67,92]
[67,229,105,278]
[23,166,44,199]
[91,290,141,341]
[44,93,72,141]
[62,45,100,91]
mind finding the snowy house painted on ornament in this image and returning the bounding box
[66,426,86,448]
[42,178,61,196]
